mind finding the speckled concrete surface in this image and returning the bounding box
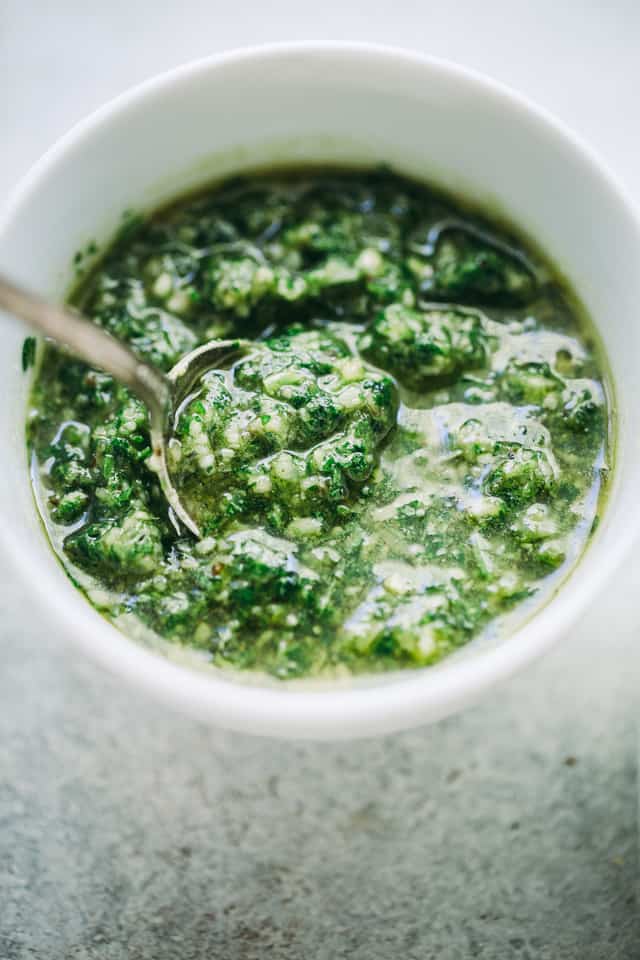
[1,3,639,957]
[1,570,637,958]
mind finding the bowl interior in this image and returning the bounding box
[1,46,639,738]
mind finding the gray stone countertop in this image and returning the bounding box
[1,3,638,956]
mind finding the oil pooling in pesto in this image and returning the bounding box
[27,169,610,679]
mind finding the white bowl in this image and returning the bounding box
[1,44,639,740]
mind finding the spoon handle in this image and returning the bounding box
[0,273,170,422]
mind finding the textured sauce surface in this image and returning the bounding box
[27,169,610,679]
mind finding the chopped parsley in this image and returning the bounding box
[26,169,610,679]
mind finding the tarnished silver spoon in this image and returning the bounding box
[0,273,250,538]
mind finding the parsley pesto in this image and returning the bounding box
[27,169,610,679]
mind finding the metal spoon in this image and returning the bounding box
[0,273,251,538]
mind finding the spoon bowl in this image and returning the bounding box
[157,337,252,535]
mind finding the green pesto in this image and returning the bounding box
[27,169,610,679]
[22,336,36,372]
